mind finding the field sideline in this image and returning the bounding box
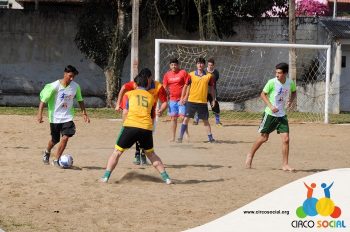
[0,111,349,231]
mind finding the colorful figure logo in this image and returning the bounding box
[296,182,342,219]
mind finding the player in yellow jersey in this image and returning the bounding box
[115,69,167,165]
[100,69,172,184]
[178,57,216,143]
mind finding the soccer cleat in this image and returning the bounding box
[99,177,108,183]
[42,151,50,165]
[165,179,172,185]
[133,152,141,165]
[51,159,61,168]
[140,153,148,165]
[176,138,183,143]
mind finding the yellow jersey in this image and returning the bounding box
[187,71,214,103]
[122,89,154,130]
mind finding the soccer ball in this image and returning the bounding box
[59,154,73,168]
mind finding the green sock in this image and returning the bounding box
[160,171,170,181]
[103,170,111,179]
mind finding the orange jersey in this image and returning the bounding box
[187,71,214,103]
[123,81,167,103]
[121,89,154,130]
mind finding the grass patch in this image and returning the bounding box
[0,216,34,231]
[1,107,349,124]
[0,107,38,116]
[0,107,122,119]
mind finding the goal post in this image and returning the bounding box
[155,39,332,124]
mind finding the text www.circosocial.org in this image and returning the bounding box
[243,210,290,215]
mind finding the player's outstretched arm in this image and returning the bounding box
[209,84,216,107]
[157,101,168,116]
[122,108,128,122]
[180,84,189,105]
[261,91,278,113]
[78,101,90,123]
[115,85,127,111]
[37,101,45,123]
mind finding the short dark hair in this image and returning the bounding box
[207,58,215,64]
[64,65,79,75]
[196,57,205,64]
[169,58,179,64]
[134,68,152,88]
[275,63,289,74]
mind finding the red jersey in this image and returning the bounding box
[162,69,189,101]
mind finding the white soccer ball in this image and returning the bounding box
[59,154,73,168]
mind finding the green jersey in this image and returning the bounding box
[263,77,296,117]
[40,80,83,123]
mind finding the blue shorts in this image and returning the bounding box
[168,100,186,117]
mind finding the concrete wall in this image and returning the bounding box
[0,9,106,107]
[0,9,334,113]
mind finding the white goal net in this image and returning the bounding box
[155,39,334,123]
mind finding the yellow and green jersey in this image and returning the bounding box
[121,89,154,130]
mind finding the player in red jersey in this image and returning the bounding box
[163,58,190,142]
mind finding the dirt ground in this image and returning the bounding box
[0,115,349,232]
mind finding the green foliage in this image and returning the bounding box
[75,0,117,68]
[155,0,288,39]
[212,0,288,38]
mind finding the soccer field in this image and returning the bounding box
[0,114,349,231]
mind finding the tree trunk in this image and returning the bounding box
[105,68,117,107]
[105,0,131,107]
[289,0,296,81]
[194,0,205,40]
[289,0,297,110]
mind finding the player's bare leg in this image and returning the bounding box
[245,153,253,169]
[280,133,295,172]
[100,149,123,183]
[46,139,56,153]
[145,151,172,184]
[245,133,269,168]
[203,120,215,142]
[106,149,122,172]
[170,116,177,142]
[54,135,69,160]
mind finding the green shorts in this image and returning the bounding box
[258,113,289,134]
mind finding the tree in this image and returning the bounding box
[296,0,329,17]
[75,0,289,106]
[75,0,132,107]
[173,0,288,39]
